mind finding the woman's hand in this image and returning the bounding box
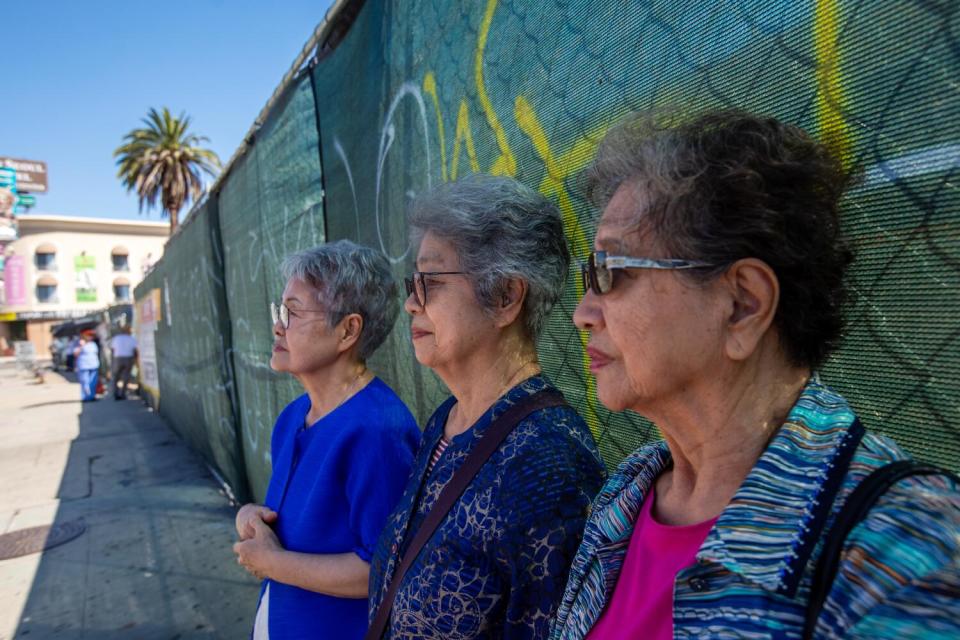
[235,503,278,540]
[233,518,283,580]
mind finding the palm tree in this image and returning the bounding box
[114,107,221,234]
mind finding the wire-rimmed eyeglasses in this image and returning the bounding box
[270,301,327,330]
[580,250,715,296]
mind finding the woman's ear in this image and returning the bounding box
[721,258,779,361]
[494,278,527,328]
[337,313,364,354]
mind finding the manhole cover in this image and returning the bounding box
[0,519,86,560]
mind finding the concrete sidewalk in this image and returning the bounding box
[0,364,259,639]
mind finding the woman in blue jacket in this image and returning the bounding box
[233,240,421,640]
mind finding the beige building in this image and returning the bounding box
[0,214,167,355]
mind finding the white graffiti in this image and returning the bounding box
[375,82,433,263]
[334,136,362,240]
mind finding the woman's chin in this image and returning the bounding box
[269,353,288,372]
[595,384,637,414]
[410,345,435,369]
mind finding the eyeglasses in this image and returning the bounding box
[403,271,467,307]
[580,250,715,296]
[270,301,327,330]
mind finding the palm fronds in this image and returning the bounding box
[114,107,221,234]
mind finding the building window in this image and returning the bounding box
[36,277,59,303]
[34,243,57,271]
[111,246,130,272]
[113,278,131,302]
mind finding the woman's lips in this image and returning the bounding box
[410,329,431,340]
[272,344,287,353]
[586,347,612,371]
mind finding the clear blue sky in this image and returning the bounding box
[2,0,334,220]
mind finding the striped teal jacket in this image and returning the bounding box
[551,379,960,639]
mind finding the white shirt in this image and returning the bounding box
[110,333,138,358]
[253,583,270,639]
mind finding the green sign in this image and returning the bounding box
[74,255,97,302]
[15,194,35,207]
[0,168,15,189]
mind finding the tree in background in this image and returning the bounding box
[114,107,221,235]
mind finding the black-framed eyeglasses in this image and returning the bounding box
[580,250,715,296]
[270,301,327,330]
[403,271,467,307]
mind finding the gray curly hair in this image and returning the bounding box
[410,174,569,339]
[281,240,400,361]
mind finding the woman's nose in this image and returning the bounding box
[403,289,421,315]
[573,288,602,332]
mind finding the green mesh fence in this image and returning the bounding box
[217,74,325,502]
[311,0,959,472]
[133,196,249,499]
[138,0,958,501]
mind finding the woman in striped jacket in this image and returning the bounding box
[552,110,959,639]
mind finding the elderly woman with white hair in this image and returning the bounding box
[233,240,421,640]
[366,175,606,640]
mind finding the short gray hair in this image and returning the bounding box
[410,174,569,339]
[585,109,853,370]
[281,240,400,361]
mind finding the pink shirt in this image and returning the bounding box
[586,486,717,640]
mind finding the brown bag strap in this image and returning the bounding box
[365,388,566,640]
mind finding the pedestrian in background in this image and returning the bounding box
[74,330,100,402]
[233,240,421,640]
[109,326,138,400]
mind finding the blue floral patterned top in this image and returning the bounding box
[368,375,606,639]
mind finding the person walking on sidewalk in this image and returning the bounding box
[74,330,100,402]
[109,326,138,400]
[233,241,421,640]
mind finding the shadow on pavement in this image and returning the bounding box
[11,375,259,639]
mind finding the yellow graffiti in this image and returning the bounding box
[422,72,448,182]
[514,96,596,259]
[416,0,606,435]
[515,95,604,433]
[451,100,481,180]
[814,0,853,168]
[475,0,516,177]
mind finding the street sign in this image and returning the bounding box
[0,158,46,193]
[15,194,35,207]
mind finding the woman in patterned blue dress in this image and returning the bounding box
[368,174,606,640]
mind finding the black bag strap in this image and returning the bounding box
[365,388,567,640]
[803,460,958,639]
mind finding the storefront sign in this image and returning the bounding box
[135,289,161,403]
[74,255,97,302]
[4,255,26,305]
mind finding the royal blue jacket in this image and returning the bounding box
[261,378,420,639]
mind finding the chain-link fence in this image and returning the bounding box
[136,0,959,501]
